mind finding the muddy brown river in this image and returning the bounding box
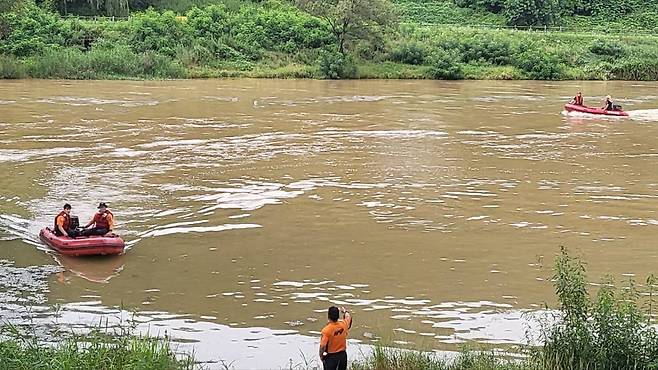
[2,79,658,368]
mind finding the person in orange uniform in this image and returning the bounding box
[570,92,584,106]
[319,306,352,370]
[81,202,114,236]
[54,203,79,237]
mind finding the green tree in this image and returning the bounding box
[87,0,129,16]
[504,0,559,26]
[295,0,397,55]
[1,0,30,13]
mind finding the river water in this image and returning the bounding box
[1,79,658,368]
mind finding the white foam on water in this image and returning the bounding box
[628,109,658,122]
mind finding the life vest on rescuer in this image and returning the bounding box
[93,210,113,229]
[53,211,70,235]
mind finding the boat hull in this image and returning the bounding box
[39,228,125,256]
[564,104,629,117]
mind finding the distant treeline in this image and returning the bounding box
[1,1,658,80]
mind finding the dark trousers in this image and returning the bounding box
[323,351,347,370]
[55,228,80,238]
[80,227,109,237]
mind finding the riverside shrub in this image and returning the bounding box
[589,39,625,58]
[538,247,658,370]
[125,9,191,57]
[318,50,357,79]
[389,41,427,65]
[0,6,70,56]
[459,36,514,65]
[429,50,463,79]
[514,50,562,79]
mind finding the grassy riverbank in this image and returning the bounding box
[0,325,193,370]
[1,1,658,80]
[2,248,657,369]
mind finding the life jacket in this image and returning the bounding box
[53,211,70,235]
[93,210,113,229]
[575,95,583,105]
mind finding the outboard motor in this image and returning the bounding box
[69,216,80,230]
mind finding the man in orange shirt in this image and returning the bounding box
[319,306,352,370]
[54,203,79,237]
[81,202,114,236]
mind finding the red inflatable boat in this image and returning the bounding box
[564,104,629,117]
[39,228,125,256]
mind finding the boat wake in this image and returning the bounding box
[562,109,658,122]
[561,110,625,120]
[627,109,658,122]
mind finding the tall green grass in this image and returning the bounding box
[0,323,193,370]
[535,248,658,370]
[22,46,187,79]
[352,347,538,370]
[0,55,26,79]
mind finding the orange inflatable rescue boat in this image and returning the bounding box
[39,227,125,256]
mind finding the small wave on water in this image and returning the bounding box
[0,213,44,248]
[627,109,658,121]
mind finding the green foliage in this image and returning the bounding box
[2,2,658,80]
[125,9,190,57]
[0,6,72,57]
[229,3,332,57]
[0,55,26,78]
[296,0,397,54]
[589,39,625,58]
[428,50,463,79]
[453,0,505,13]
[514,49,562,79]
[0,0,30,14]
[504,0,559,26]
[354,248,658,370]
[537,247,658,370]
[318,49,357,79]
[22,45,186,78]
[611,59,658,81]
[459,36,513,65]
[0,325,193,370]
[352,345,536,370]
[389,41,427,65]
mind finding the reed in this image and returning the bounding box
[0,323,194,370]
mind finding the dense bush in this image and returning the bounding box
[537,247,658,370]
[459,36,513,65]
[514,49,562,79]
[125,9,190,57]
[453,0,505,13]
[235,4,331,52]
[0,55,26,78]
[318,50,357,79]
[504,0,559,26]
[589,39,625,58]
[389,41,427,65]
[0,6,71,56]
[611,59,658,81]
[22,45,186,78]
[428,50,463,79]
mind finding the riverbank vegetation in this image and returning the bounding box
[1,0,658,80]
[353,247,658,370]
[2,248,657,369]
[0,324,193,370]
